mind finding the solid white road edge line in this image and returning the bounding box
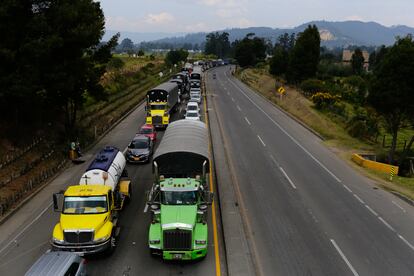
[330,239,360,276]
[226,76,342,183]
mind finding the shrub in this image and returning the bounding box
[341,75,368,105]
[317,61,353,78]
[107,57,125,71]
[311,92,341,109]
[346,107,380,140]
[300,79,325,97]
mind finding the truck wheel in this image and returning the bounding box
[106,235,117,256]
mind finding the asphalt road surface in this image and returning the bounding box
[206,66,414,276]
[0,96,225,275]
[2,65,414,276]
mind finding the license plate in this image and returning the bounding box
[173,254,183,260]
[134,157,140,161]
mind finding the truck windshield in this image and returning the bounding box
[161,191,197,205]
[63,196,108,214]
[151,104,165,110]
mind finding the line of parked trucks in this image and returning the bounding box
[25,63,213,275]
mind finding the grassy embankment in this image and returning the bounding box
[238,67,414,199]
[0,55,175,217]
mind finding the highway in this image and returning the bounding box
[0,98,225,275]
[2,64,414,276]
[206,66,414,276]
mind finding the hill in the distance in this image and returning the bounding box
[107,21,414,48]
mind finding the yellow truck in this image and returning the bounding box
[51,146,131,255]
[145,82,179,129]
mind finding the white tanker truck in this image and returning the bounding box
[51,146,131,255]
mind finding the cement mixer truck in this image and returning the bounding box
[51,146,131,255]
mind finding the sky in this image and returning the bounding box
[99,0,414,33]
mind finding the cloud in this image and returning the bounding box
[185,22,210,32]
[344,15,365,21]
[229,17,253,28]
[198,0,221,6]
[216,7,247,18]
[144,12,175,24]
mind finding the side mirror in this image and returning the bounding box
[53,191,64,212]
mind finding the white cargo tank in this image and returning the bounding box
[79,146,126,191]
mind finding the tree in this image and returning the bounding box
[107,57,125,70]
[351,48,364,75]
[369,45,389,72]
[368,36,414,164]
[165,49,188,66]
[204,32,231,58]
[119,38,135,52]
[0,0,118,136]
[287,25,320,83]
[269,33,295,76]
[137,49,145,56]
[233,34,266,67]
[269,46,288,76]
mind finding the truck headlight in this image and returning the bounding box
[195,240,206,245]
[149,239,160,244]
[94,235,110,243]
[53,237,65,244]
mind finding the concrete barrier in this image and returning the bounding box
[352,154,399,174]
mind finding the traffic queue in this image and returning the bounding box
[25,63,211,275]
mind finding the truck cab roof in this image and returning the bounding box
[64,185,110,197]
[159,178,201,192]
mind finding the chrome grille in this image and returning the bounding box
[163,229,192,250]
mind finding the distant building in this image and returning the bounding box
[342,50,370,71]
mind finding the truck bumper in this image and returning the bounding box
[162,248,207,260]
[51,239,111,256]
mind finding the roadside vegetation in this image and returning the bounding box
[0,1,184,217]
[203,26,414,196]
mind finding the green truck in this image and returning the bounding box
[147,120,213,260]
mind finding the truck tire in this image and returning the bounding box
[106,234,117,256]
